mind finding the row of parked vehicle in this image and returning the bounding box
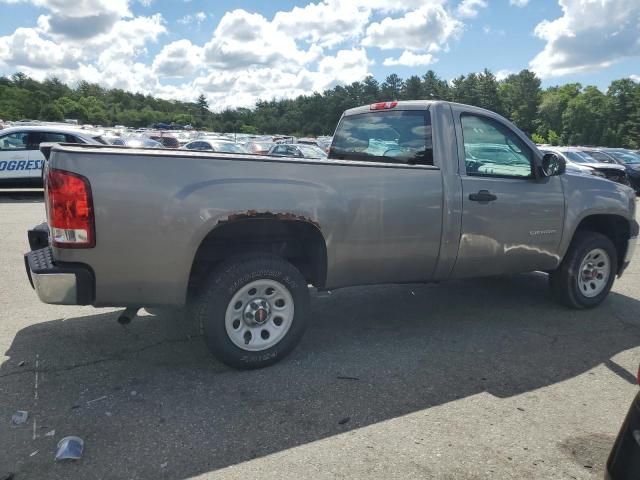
[0,122,330,187]
[539,146,640,192]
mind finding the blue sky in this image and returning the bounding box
[0,0,638,109]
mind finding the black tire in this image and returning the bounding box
[549,230,617,309]
[192,253,309,369]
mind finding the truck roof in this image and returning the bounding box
[342,100,505,118]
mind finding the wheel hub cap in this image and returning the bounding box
[244,298,271,325]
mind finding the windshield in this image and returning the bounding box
[608,151,640,164]
[583,150,616,163]
[562,150,594,164]
[212,142,248,154]
[298,145,327,158]
[330,110,433,165]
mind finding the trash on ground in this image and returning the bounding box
[55,436,84,461]
[86,395,107,405]
[130,390,137,396]
[337,376,359,381]
[44,430,55,437]
[11,411,28,425]
[338,417,350,425]
[18,361,25,367]
[29,450,38,457]
[160,462,168,469]
[410,290,416,296]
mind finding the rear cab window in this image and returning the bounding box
[330,109,433,165]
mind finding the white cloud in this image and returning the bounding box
[177,11,207,25]
[363,4,462,53]
[202,9,318,71]
[456,0,488,18]
[510,0,529,6]
[0,27,81,69]
[383,51,436,66]
[630,75,640,82]
[530,0,640,78]
[273,0,370,48]
[153,39,202,77]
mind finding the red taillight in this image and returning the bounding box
[370,101,398,110]
[47,168,95,248]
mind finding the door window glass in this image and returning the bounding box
[0,132,28,151]
[40,132,67,143]
[461,115,532,178]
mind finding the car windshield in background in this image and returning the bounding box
[298,145,327,158]
[583,150,616,163]
[563,150,595,164]
[331,110,433,165]
[212,142,248,154]
[608,151,640,164]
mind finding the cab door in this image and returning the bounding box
[450,111,565,278]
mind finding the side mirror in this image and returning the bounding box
[540,152,566,177]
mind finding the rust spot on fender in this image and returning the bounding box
[221,210,321,229]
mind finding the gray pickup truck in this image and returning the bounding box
[25,101,638,369]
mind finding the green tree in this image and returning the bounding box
[380,74,404,100]
[401,75,423,100]
[562,86,609,145]
[499,69,541,135]
[39,103,64,121]
[421,70,450,100]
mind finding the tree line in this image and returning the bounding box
[1,69,639,148]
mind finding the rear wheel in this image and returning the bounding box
[192,253,309,369]
[549,231,617,309]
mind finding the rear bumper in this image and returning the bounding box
[24,235,95,305]
[605,391,640,480]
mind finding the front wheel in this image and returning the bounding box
[549,231,617,309]
[192,253,310,369]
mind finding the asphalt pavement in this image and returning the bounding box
[1,189,639,479]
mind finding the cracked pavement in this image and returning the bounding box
[1,190,639,479]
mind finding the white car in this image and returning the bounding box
[0,125,106,187]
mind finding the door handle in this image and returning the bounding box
[469,190,497,202]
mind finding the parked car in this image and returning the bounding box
[184,140,249,154]
[110,137,164,148]
[543,147,629,186]
[599,149,640,193]
[0,125,106,187]
[605,362,640,479]
[145,132,180,149]
[25,100,637,369]
[268,143,327,159]
[246,141,275,155]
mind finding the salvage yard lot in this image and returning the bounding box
[1,190,639,480]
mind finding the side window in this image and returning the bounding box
[461,114,532,178]
[0,132,28,151]
[273,146,285,154]
[40,132,68,143]
[64,135,83,144]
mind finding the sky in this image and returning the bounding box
[0,0,639,110]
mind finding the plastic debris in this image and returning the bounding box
[160,462,168,469]
[55,436,84,461]
[86,395,107,405]
[29,450,39,457]
[18,361,25,367]
[11,411,28,425]
[45,430,55,437]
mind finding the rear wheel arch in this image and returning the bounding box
[187,217,328,298]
